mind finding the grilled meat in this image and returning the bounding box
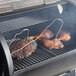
[39,38,64,49]
[58,31,71,41]
[9,38,37,59]
[29,29,54,39]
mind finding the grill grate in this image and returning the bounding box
[38,44,76,56]
[13,46,55,71]
[13,42,76,72]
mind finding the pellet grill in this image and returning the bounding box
[0,1,76,76]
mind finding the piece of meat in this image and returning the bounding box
[39,38,64,49]
[58,31,71,41]
[29,29,54,39]
[9,38,37,59]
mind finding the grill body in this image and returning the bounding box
[0,2,76,76]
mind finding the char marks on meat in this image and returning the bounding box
[39,38,64,49]
[9,38,37,59]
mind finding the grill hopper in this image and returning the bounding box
[0,2,76,76]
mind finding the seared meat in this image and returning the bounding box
[9,38,37,59]
[39,39,64,49]
[29,29,54,39]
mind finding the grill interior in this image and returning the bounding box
[1,2,76,74]
[13,44,76,72]
[3,20,76,73]
[13,46,55,71]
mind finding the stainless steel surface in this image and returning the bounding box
[0,33,13,76]
[44,0,60,4]
[0,0,66,14]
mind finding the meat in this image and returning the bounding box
[58,31,71,41]
[29,29,71,49]
[39,38,64,49]
[29,29,54,39]
[9,38,37,59]
[39,29,54,39]
[9,29,70,59]
[9,29,53,59]
[29,29,66,49]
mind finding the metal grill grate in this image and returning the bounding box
[38,44,76,56]
[13,42,76,72]
[13,46,55,72]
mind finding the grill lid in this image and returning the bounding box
[0,32,13,76]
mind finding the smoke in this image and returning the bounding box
[67,0,76,6]
[60,2,76,42]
